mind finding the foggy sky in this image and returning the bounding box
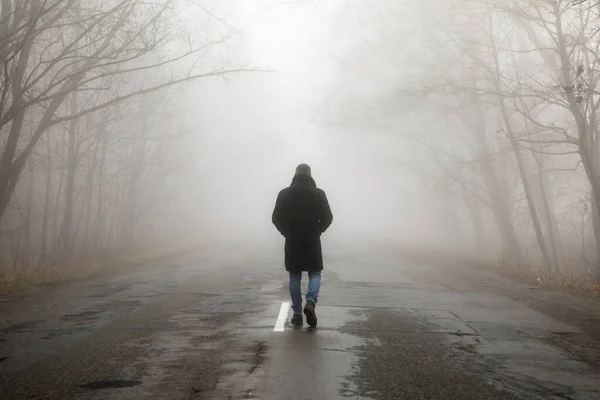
[172,0,432,245]
[3,0,592,271]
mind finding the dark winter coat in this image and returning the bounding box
[272,175,333,273]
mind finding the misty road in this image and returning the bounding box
[1,240,600,400]
[4,1,600,399]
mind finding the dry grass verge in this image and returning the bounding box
[491,263,600,297]
[397,244,600,298]
[0,242,206,298]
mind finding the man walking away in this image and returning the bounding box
[272,164,333,327]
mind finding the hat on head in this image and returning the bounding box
[295,163,311,177]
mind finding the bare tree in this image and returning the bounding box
[316,0,600,276]
[0,0,259,224]
[0,0,268,270]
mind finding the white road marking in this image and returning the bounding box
[273,302,290,332]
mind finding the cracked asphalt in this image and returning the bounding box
[1,238,600,399]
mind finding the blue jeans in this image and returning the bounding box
[289,271,321,315]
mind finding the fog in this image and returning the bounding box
[2,0,600,280]
[171,0,432,244]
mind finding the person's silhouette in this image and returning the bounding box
[272,164,333,327]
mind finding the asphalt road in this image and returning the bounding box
[1,239,600,399]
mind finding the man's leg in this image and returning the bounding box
[306,271,321,305]
[304,271,321,327]
[289,272,303,325]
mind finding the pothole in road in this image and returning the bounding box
[79,379,142,390]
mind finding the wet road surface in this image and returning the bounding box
[1,239,600,399]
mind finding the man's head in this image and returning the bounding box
[295,163,311,177]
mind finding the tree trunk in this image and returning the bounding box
[552,2,600,277]
[58,92,79,263]
[82,129,101,248]
[91,128,108,249]
[460,69,524,264]
[485,10,552,270]
[466,193,486,258]
[510,139,554,271]
[469,115,523,264]
[533,151,562,271]
[121,142,147,247]
[580,145,600,278]
[0,1,39,221]
[23,155,35,266]
[41,132,53,262]
[120,115,151,248]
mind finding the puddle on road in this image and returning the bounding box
[207,306,371,400]
[121,324,232,399]
[108,293,274,400]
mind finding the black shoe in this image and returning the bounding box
[304,300,317,327]
[290,313,303,327]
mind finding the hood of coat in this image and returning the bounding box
[290,174,317,187]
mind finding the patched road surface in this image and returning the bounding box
[1,239,600,399]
